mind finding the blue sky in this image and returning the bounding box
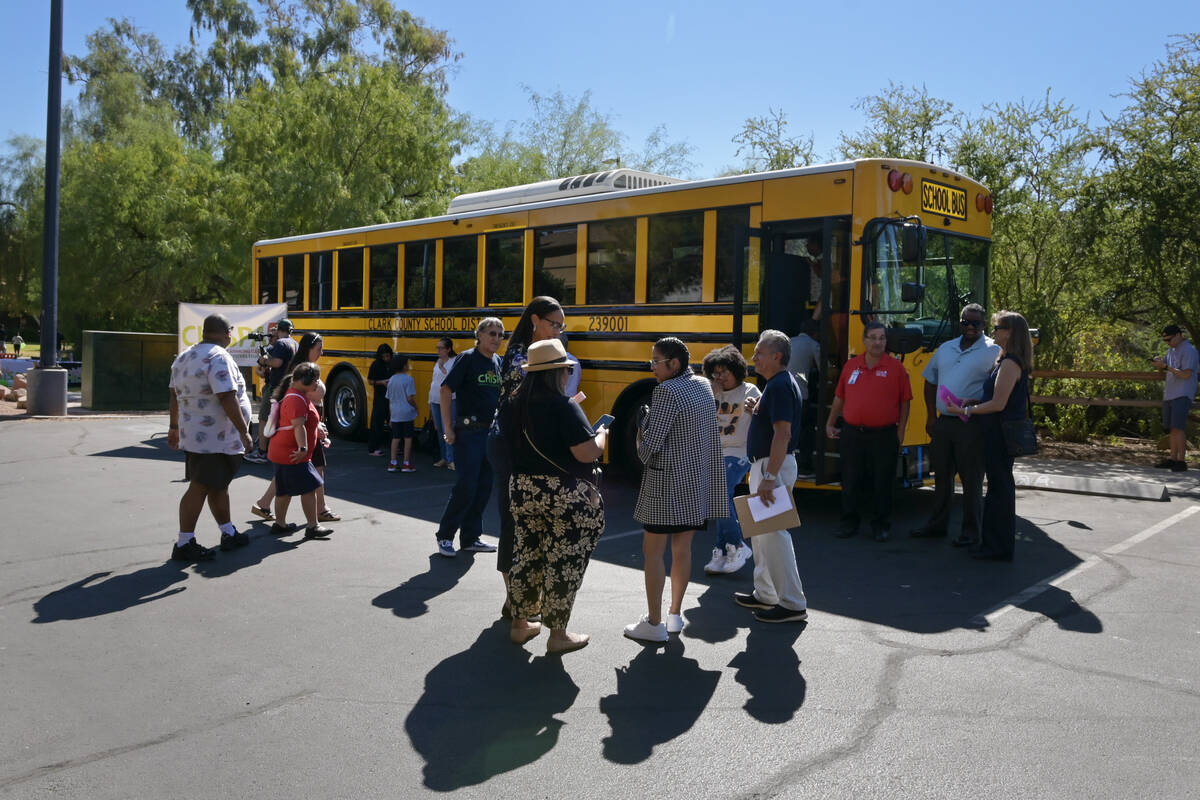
[2,1,1197,178]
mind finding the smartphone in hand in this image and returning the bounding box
[592,413,614,433]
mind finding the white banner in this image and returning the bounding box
[178,303,289,367]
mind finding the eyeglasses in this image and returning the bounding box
[482,330,505,338]
[649,358,670,368]
[226,326,235,333]
[545,319,566,332]
[960,318,983,328]
[993,325,1010,333]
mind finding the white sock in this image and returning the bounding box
[218,522,236,536]
[177,532,195,546]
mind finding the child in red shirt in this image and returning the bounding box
[267,363,333,538]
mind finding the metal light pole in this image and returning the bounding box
[28,0,68,416]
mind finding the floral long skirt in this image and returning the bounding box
[508,473,605,629]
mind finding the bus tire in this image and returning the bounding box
[326,369,367,441]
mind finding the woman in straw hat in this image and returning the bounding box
[499,338,608,655]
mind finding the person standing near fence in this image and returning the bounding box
[910,303,1001,547]
[825,322,912,542]
[167,313,253,561]
[1153,324,1197,473]
[944,311,1034,561]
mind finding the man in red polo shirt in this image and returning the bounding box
[825,322,912,541]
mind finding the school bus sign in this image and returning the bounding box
[921,179,968,221]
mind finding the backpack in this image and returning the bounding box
[262,398,281,439]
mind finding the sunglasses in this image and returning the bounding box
[960,318,983,328]
[993,325,1010,332]
[545,319,566,332]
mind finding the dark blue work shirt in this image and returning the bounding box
[747,369,803,460]
[443,347,501,430]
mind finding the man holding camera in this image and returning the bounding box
[245,318,297,464]
[1153,324,1197,472]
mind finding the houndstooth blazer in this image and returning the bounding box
[633,371,729,527]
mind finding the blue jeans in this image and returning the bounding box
[715,455,750,549]
[430,402,455,463]
[435,428,491,546]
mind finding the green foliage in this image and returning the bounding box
[837,82,960,163]
[731,108,813,172]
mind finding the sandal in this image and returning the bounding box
[509,622,542,644]
[318,509,341,522]
[250,503,274,521]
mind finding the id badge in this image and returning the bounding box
[848,368,861,385]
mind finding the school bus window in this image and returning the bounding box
[405,240,435,308]
[443,235,477,308]
[309,250,333,310]
[257,258,278,304]
[486,230,524,305]
[370,245,398,310]
[534,226,577,304]
[715,207,751,302]
[587,218,636,305]
[283,254,304,310]
[337,247,364,308]
[647,210,703,303]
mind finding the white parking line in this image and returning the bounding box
[600,527,646,543]
[974,504,1200,626]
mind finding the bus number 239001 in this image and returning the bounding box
[587,315,629,333]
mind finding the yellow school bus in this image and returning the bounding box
[252,158,992,486]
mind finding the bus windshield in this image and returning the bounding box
[867,224,989,348]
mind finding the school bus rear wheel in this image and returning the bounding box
[326,370,367,441]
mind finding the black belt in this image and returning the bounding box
[843,423,897,433]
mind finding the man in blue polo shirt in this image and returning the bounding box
[911,304,1001,546]
[733,329,808,624]
[1153,324,1198,472]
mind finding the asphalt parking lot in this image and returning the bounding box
[1,415,1198,799]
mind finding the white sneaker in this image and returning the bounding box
[722,542,753,573]
[666,613,684,634]
[623,615,668,643]
[703,547,726,574]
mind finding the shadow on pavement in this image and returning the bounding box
[405,623,579,791]
[372,554,477,618]
[1016,585,1103,633]
[598,638,721,764]
[731,622,807,724]
[32,564,190,622]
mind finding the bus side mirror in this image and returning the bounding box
[901,282,925,304]
[901,223,924,264]
[886,327,923,355]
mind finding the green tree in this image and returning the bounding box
[838,82,960,163]
[730,108,813,172]
[1092,34,1200,338]
[0,137,45,329]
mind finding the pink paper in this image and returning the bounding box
[938,386,970,422]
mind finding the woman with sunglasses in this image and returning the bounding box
[433,318,505,558]
[944,311,1034,561]
[624,337,727,642]
[489,297,568,618]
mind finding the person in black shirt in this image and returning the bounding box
[734,329,809,624]
[500,338,608,654]
[366,344,393,456]
[435,317,504,557]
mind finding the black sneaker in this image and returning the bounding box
[304,525,334,539]
[754,604,808,623]
[1169,460,1188,472]
[219,530,250,550]
[1155,458,1176,469]
[171,539,215,562]
[733,591,773,610]
[270,522,299,535]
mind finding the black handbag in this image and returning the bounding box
[1001,375,1038,457]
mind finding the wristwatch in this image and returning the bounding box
[762,469,776,482]
[298,446,308,452]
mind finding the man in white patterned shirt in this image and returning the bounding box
[167,314,254,561]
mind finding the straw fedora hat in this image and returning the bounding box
[525,338,571,372]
